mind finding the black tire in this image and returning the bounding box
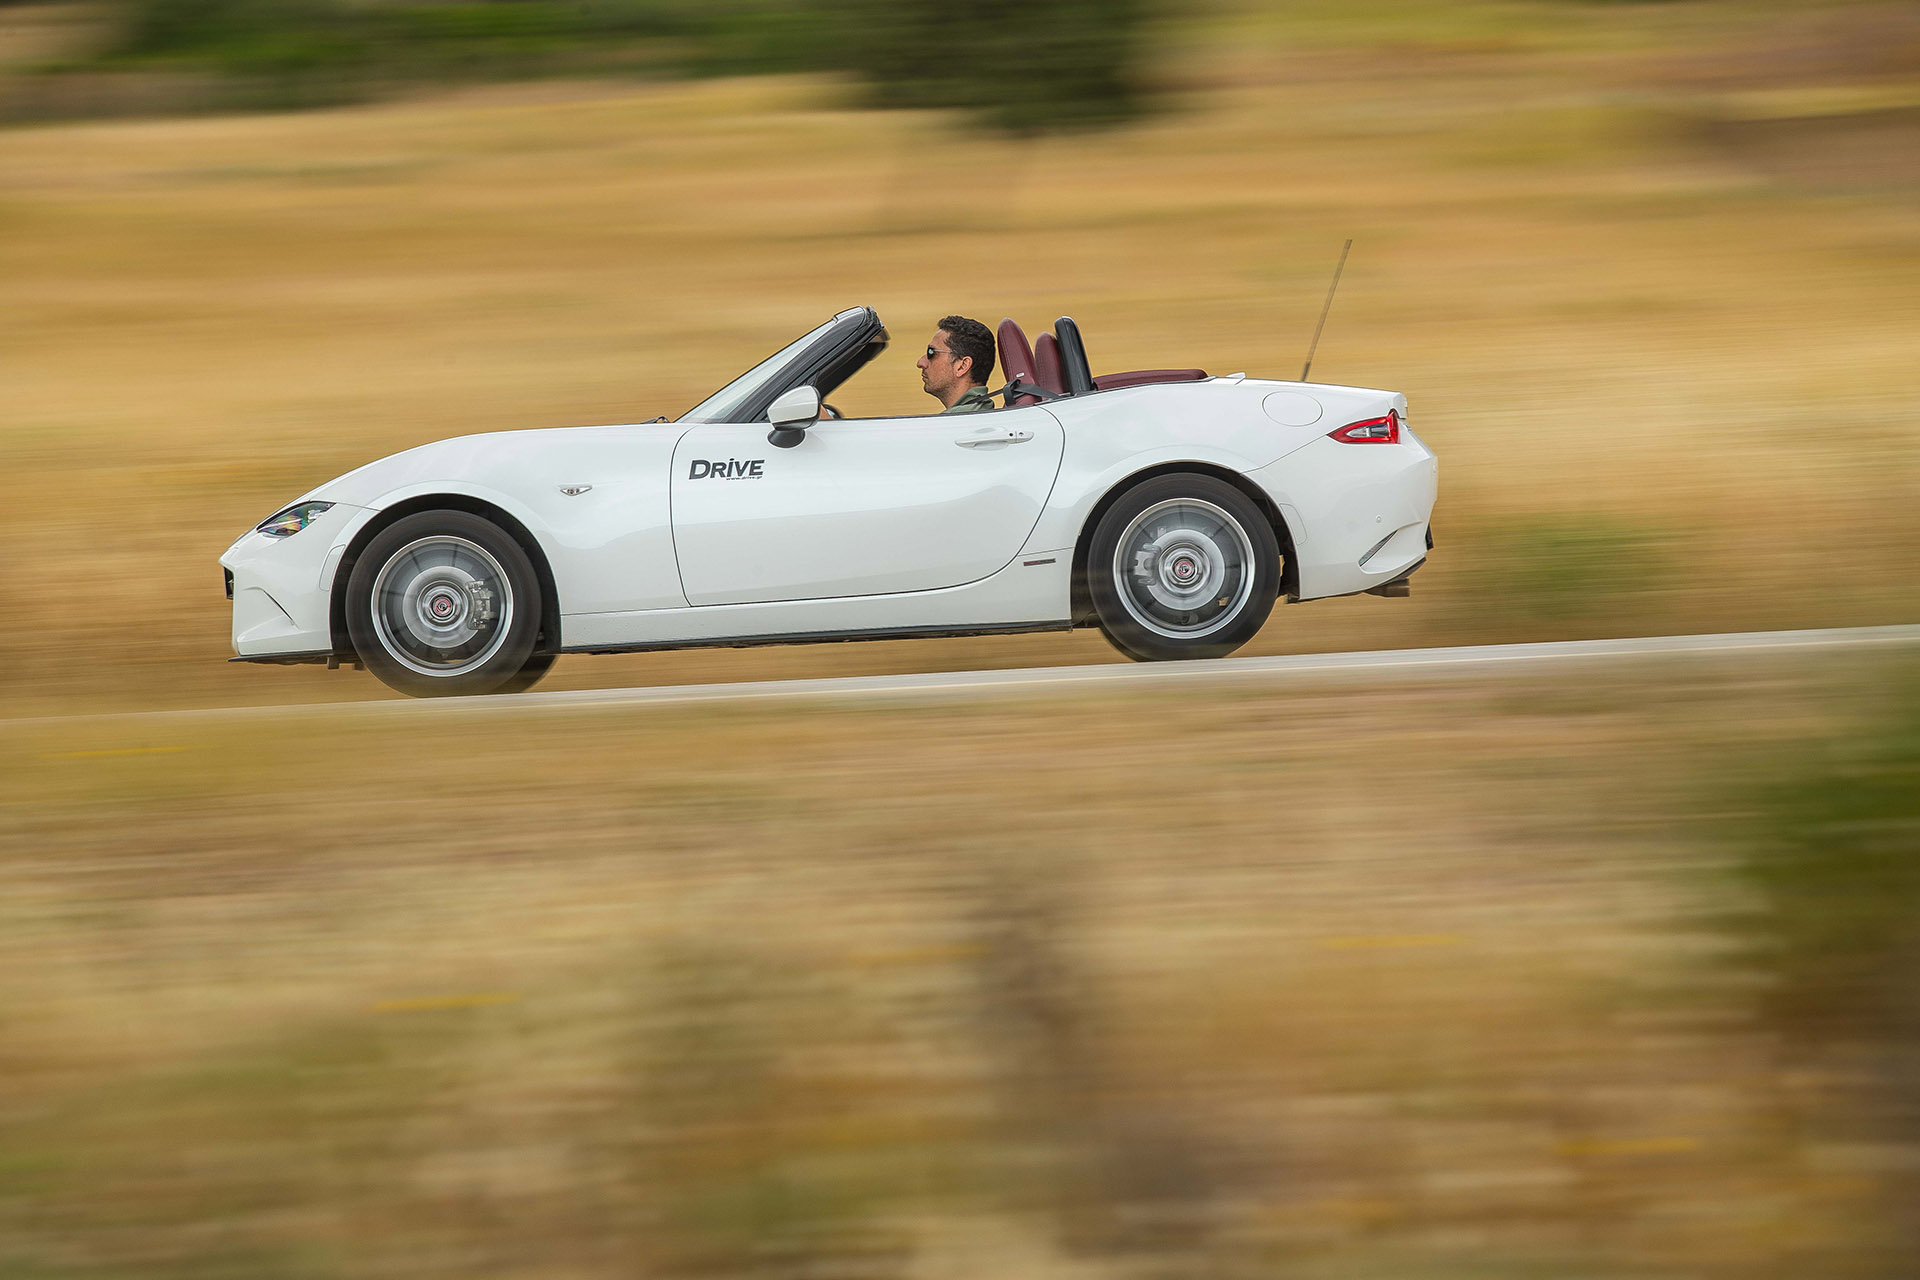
[1086,473,1280,662]
[345,510,544,698]
[495,650,558,695]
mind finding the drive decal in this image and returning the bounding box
[688,459,765,480]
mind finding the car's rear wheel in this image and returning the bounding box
[495,650,558,694]
[1087,474,1280,662]
[345,510,544,698]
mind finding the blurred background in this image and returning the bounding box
[2,1,1918,1276]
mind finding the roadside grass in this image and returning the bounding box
[1453,514,1676,633]
[1730,696,1920,1042]
[1711,664,1920,1273]
[1,657,1913,1277]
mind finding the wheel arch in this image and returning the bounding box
[1069,462,1297,625]
[330,495,563,655]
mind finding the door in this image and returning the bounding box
[670,406,1065,606]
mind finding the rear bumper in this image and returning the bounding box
[1248,428,1438,602]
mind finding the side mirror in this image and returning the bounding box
[767,385,821,448]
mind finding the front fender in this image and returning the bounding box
[320,479,558,612]
[337,468,684,619]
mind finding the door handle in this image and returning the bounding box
[956,427,1034,448]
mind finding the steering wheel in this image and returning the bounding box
[822,402,845,420]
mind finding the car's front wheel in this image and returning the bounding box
[1087,474,1280,662]
[345,510,545,698]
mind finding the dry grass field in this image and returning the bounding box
[2,0,1917,714]
[0,653,1910,1278]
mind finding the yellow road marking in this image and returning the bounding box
[1318,933,1464,950]
[843,943,988,968]
[41,746,191,760]
[371,992,521,1014]
[1557,1136,1702,1157]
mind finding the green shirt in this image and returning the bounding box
[941,384,998,414]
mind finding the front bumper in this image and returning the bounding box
[219,502,370,657]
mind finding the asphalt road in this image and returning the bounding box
[7,625,1919,731]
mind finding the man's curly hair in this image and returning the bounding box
[938,315,995,386]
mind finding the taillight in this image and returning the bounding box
[1329,409,1399,444]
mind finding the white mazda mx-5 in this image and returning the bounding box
[221,307,1437,697]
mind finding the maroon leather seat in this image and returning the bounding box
[1091,368,1209,391]
[1003,315,1208,400]
[997,318,1039,406]
[1032,332,1065,395]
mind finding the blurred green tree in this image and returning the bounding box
[831,0,1148,133]
[1725,669,1920,1273]
[85,0,1153,130]
[1732,677,1920,1042]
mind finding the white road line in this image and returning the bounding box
[7,625,1919,731]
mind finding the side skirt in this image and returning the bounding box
[231,621,1077,666]
[229,650,334,666]
[561,619,1072,657]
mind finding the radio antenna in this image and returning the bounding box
[1299,238,1352,383]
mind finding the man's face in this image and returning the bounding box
[917,329,969,401]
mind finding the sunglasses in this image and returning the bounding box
[925,345,960,360]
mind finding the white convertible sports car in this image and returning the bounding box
[221,308,1437,697]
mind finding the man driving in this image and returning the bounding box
[917,315,998,413]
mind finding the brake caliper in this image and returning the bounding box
[467,584,497,628]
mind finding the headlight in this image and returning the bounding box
[256,501,334,538]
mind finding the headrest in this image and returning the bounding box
[1032,332,1065,395]
[997,318,1038,407]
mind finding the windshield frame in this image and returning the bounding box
[679,308,885,424]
